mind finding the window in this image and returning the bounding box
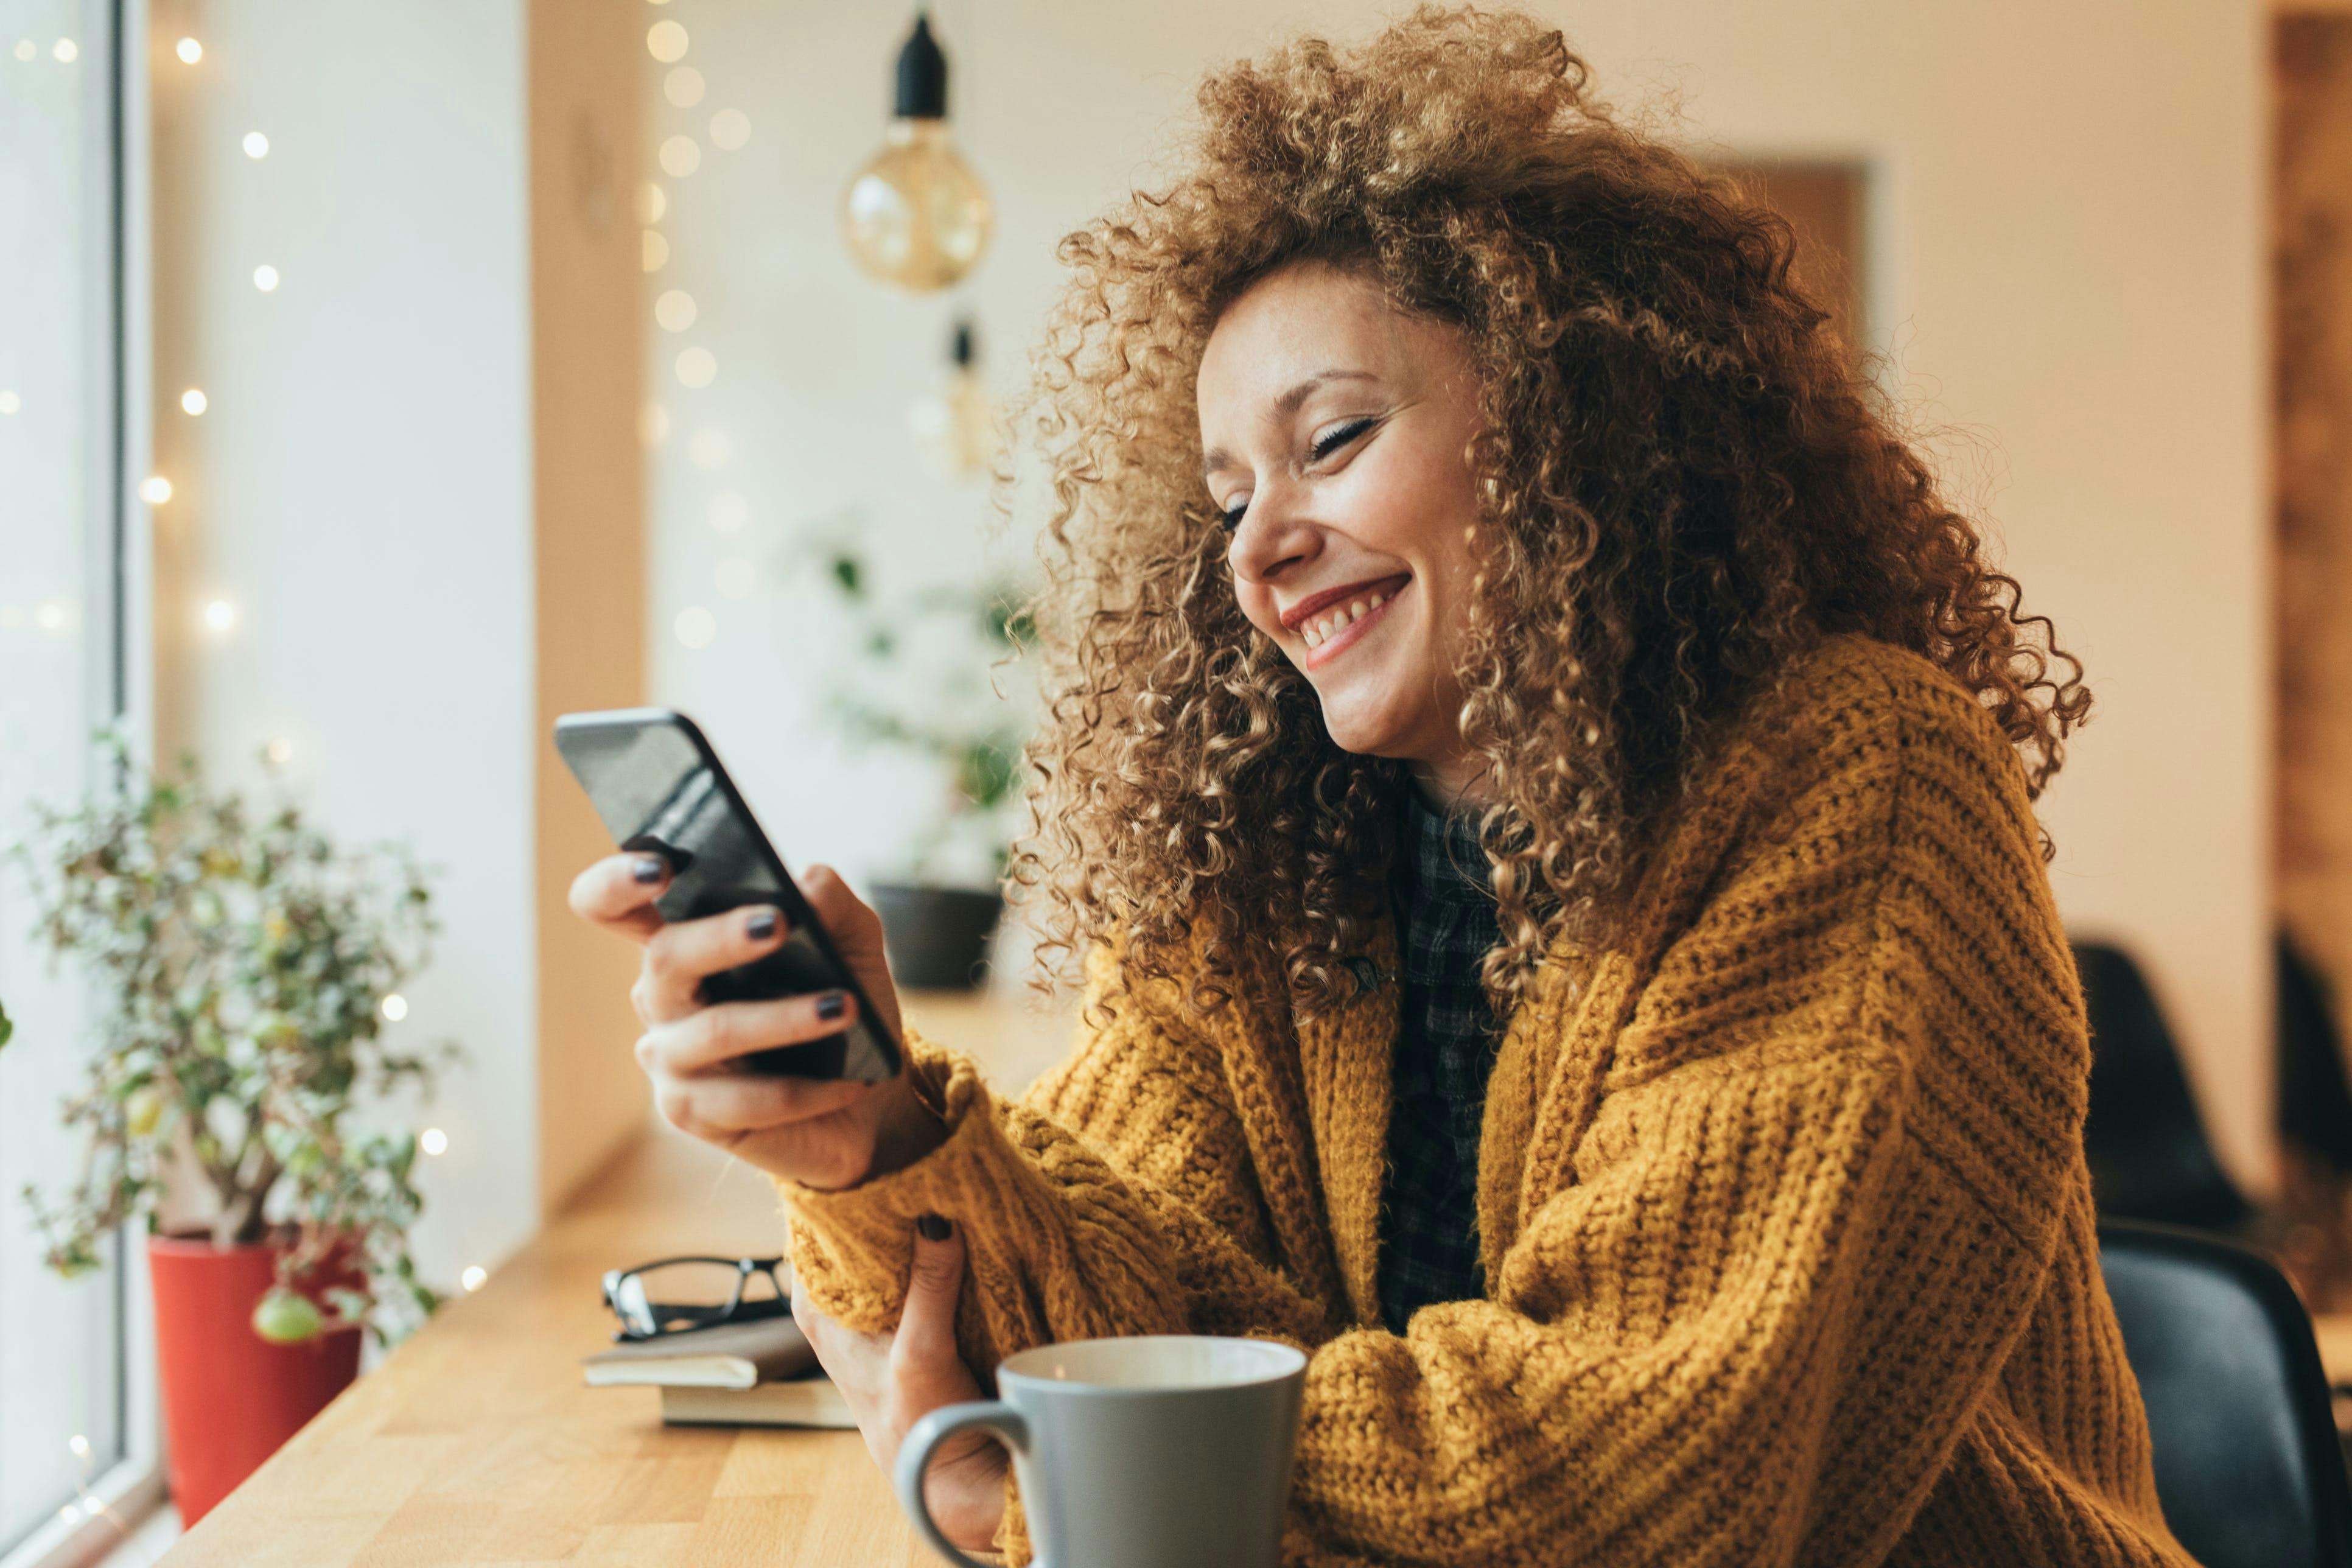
[0,1,155,1562]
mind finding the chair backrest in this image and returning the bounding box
[2075,940,2254,1230]
[2280,932,2352,1175]
[2099,1219,2352,1568]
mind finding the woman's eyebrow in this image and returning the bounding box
[1201,368,1379,483]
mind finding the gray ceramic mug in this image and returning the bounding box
[894,1334,1308,1568]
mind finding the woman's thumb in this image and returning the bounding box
[897,1214,965,1352]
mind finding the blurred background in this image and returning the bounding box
[3,0,2348,1561]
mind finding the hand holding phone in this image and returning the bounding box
[556,709,902,1082]
[560,710,947,1190]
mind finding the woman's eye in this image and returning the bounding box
[1311,418,1376,463]
[1219,500,1249,532]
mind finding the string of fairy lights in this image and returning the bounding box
[639,0,762,656]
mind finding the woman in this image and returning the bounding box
[573,10,2193,1564]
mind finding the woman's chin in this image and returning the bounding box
[1314,696,1410,761]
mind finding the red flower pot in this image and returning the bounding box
[147,1234,362,1525]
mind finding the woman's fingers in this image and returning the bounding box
[799,865,904,1038]
[793,1274,889,1430]
[567,853,671,942]
[889,1218,970,1392]
[637,904,790,1021]
[639,988,861,1077]
[651,1069,871,1137]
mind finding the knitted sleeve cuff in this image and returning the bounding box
[778,1026,1038,1332]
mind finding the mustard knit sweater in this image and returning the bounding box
[783,634,2197,1567]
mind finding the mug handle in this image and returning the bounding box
[895,1400,1031,1568]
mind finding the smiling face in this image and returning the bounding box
[1198,261,1489,802]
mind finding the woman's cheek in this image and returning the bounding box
[1238,589,1285,648]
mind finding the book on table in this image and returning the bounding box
[583,1314,856,1429]
[659,1377,854,1429]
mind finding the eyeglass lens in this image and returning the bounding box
[608,1258,783,1336]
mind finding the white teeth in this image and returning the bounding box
[1300,592,1389,652]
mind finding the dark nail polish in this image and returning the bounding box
[631,856,667,884]
[746,909,779,940]
[917,1214,952,1242]
[815,990,846,1020]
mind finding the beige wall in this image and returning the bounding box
[529,0,654,1216]
[647,0,2272,1185]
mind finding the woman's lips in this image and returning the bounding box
[1302,578,1407,672]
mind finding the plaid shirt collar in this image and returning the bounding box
[1377,788,1505,1334]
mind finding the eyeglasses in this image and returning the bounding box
[600,1254,789,1342]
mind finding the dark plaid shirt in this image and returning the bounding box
[1376,789,1505,1335]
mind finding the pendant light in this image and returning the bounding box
[911,318,1002,476]
[841,12,993,291]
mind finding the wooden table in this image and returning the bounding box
[158,989,1074,1567]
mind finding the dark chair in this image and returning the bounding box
[2281,932,2352,1178]
[2076,940,2258,1232]
[2099,1219,2352,1568]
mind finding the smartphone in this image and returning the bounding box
[553,708,901,1083]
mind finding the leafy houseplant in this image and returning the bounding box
[802,531,1035,986]
[5,738,454,1339]
[2,737,459,1521]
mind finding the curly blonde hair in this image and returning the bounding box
[1004,5,2088,1022]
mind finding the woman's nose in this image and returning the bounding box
[1226,488,1320,587]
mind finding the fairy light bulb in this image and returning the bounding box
[841,13,992,292]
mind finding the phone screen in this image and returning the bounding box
[556,711,900,1082]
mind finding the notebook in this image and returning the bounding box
[659,1376,857,1430]
[581,1315,819,1391]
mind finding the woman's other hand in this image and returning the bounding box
[568,853,943,1189]
[793,1217,1007,1553]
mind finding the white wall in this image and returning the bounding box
[646,1,2273,1186]
[149,0,541,1286]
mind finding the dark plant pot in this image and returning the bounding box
[148,1233,362,1525]
[872,883,1004,990]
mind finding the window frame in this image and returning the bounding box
[0,0,166,1563]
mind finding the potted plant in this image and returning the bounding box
[800,530,1035,989]
[3,738,457,1525]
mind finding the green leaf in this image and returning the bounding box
[251,1287,324,1344]
[124,1087,163,1139]
[954,737,1022,810]
[0,999,12,1051]
[983,593,1034,648]
[829,555,863,596]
